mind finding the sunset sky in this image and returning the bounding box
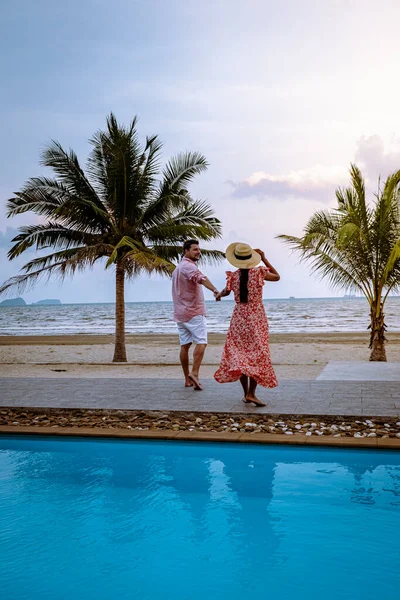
[1,0,400,303]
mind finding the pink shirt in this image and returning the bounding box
[172,257,207,322]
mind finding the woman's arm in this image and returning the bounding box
[254,249,280,281]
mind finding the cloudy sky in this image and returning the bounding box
[1,0,400,303]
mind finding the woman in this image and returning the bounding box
[214,243,280,407]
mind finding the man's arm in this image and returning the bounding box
[200,276,220,299]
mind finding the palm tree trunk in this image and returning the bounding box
[113,261,127,362]
[369,302,387,362]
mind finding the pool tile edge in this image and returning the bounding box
[0,425,399,449]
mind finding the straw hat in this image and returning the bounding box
[225,242,261,269]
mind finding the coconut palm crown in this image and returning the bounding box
[0,113,223,361]
[278,164,400,361]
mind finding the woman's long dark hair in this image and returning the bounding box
[239,269,249,303]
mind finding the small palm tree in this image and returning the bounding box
[278,164,400,361]
[0,113,223,361]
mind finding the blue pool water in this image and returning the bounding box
[0,436,399,600]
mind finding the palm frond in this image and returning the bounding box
[0,246,107,296]
[7,223,99,260]
[162,152,208,190]
[6,178,70,218]
[105,236,143,268]
[124,248,176,277]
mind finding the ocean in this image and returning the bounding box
[0,297,399,336]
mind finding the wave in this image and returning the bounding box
[0,297,399,336]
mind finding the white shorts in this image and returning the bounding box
[177,315,208,346]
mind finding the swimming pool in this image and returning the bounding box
[0,436,399,600]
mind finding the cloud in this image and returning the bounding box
[354,135,400,182]
[230,164,348,203]
[230,136,400,203]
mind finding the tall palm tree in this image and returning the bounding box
[278,164,400,361]
[0,113,223,362]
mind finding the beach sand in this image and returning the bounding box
[1,332,400,380]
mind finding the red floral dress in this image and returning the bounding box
[214,267,278,388]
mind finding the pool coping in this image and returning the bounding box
[1,425,399,449]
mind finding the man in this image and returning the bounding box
[172,239,220,390]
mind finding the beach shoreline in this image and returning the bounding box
[1,332,400,380]
[2,332,400,345]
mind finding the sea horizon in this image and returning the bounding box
[3,294,400,306]
[1,296,399,336]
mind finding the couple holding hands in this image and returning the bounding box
[171,239,280,407]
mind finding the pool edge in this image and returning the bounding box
[0,425,399,449]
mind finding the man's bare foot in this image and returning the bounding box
[244,395,266,407]
[185,378,193,387]
[188,373,203,391]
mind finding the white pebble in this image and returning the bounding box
[295,424,302,430]
[285,431,293,435]
[367,433,377,437]
[396,433,400,439]
[311,422,317,427]
[316,431,323,436]
[333,434,341,438]
[245,423,257,428]
[305,432,312,436]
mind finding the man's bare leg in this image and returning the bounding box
[246,377,266,406]
[180,342,193,387]
[188,343,207,390]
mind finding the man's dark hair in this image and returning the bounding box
[183,239,199,253]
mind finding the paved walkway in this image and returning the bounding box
[317,361,400,381]
[1,377,399,416]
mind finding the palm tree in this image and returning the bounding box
[0,113,223,362]
[278,164,400,361]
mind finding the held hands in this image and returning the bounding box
[213,289,222,302]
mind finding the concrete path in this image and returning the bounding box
[317,361,400,381]
[1,377,399,416]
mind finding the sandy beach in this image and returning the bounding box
[1,332,400,380]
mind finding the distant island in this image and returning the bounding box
[32,299,62,305]
[0,297,62,307]
[0,297,26,307]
